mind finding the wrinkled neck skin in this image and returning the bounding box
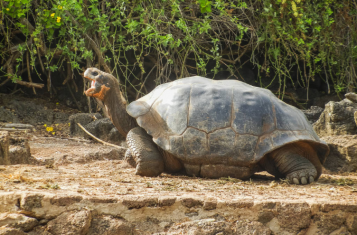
[102,85,138,138]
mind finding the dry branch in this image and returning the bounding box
[15,81,45,89]
[77,123,126,150]
[26,51,36,94]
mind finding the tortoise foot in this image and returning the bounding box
[126,127,164,177]
[286,168,317,185]
[269,142,322,185]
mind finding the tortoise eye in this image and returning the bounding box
[92,71,98,76]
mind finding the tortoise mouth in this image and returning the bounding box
[84,75,110,100]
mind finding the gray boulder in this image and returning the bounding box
[322,135,357,172]
[314,98,357,136]
[69,113,102,136]
[301,106,324,124]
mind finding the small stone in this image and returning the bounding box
[50,195,83,206]
[20,194,44,211]
[4,124,34,130]
[203,198,217,210]
[345,92,357,103]
[122,196,158,209]
[158,197,176,207]
[180,196,203,208]
[39,219,48,225]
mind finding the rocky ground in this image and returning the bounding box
[1,94,357,234]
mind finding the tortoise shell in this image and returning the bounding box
[126,76,329,165]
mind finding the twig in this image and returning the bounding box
[36,47,46,73]
[10,88,23,95]
[15,81,45,89]
[26,51,36,94]
[76,123,126,150]
[47,66,51,92]
[0,78,11,87]
[63,60,72,85]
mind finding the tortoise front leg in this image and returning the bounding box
[266,142,322,185]
[126,127,164,177]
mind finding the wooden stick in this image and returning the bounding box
[26,51,36,94]
[15,80,45,89]
[76,123,126,150]
[47,67,51,92]
[63,60,72,85]
[0,77,11,87]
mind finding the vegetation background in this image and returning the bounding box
[1,0,356,110]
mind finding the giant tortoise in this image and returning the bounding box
[84,68,329,185]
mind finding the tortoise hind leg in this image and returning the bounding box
[126,127,164,177]
[265,142,322,185]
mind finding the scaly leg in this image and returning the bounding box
[266,142,322,185]
[126,127,164,177]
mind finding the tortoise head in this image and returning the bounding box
[84,67,116,101]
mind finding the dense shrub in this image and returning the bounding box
[1,0,356,100]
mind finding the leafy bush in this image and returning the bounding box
[0,0,356,99]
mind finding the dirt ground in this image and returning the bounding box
[1,129,357,205]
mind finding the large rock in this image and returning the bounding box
[322,135,357,172]
[0,227,26,235]
[86,215,133,235]
[167,219,234,235]
[0,213,38,232]
[46,210,92,235]
[0,107,17,123]
[301,106,324,124]
[0,132,10,165]
[84,118,124,144]
[69,113,102,136]
[69,114,124,144]
[8,137,31,165]
[0,131,37,165]
[313,98,357,136]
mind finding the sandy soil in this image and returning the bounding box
[1,132,357,205]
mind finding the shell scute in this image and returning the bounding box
[188,83,232,133]
[232,87,275,135]
[208,128,236,156]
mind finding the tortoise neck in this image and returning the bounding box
[103,86,138,138]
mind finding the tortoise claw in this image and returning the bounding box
[309,176,314,183]
[301,177,307,185]
[293,178,299,184]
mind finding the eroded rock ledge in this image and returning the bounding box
[1,192,356,235]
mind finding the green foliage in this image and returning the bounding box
[0,0,356,98]
[3,0,31,19]
[199,0,212,13]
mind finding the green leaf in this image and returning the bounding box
[199,0,212,14]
